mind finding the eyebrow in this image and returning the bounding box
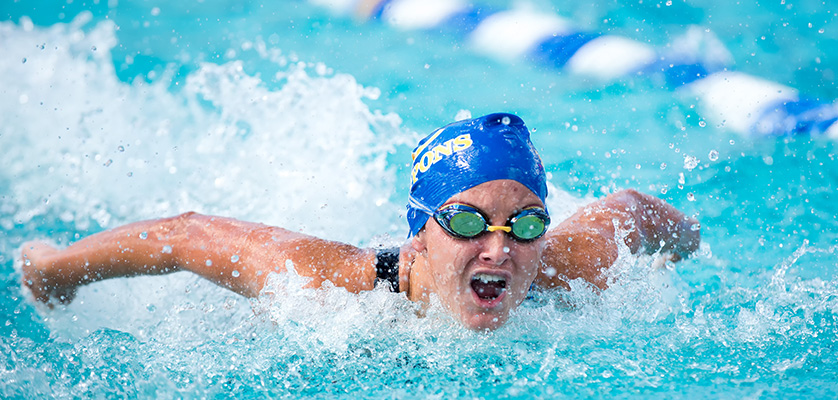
[441,202,545,218]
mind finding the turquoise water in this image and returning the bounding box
[2,0,837,398]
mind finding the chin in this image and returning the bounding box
[461,311,509,331]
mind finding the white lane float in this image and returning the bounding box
[311,0,838,138]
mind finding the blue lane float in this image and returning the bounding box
[310,0,838,139]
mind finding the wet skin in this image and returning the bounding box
[408,180,545,331]
[20,183,699,332]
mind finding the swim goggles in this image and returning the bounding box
[433,203,551,242]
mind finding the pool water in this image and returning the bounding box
[2,0,837,398]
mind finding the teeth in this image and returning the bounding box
[472,273,506,283]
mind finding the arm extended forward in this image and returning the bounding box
[20,212,376,305]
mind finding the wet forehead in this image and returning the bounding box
[443,180,543,219]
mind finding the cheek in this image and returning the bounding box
[514,245,544,276]
[426,229,475,264]
[426,238,479,284]
[427,245,466,277]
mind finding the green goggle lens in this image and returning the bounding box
[448,212,486,237]
[434,204,550,242]
[510,214,547,240]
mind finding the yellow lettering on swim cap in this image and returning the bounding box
[410,133,475,186]
[432,141,454,158]
[411,163,421,184]
[452,134,473,151]
[412,128,445,162]
[418,151,434,173]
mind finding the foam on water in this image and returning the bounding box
[9,238,714,397]
[1,13,405,245]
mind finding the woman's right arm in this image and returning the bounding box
[20,212,377,305]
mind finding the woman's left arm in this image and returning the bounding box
[535,189,701,290]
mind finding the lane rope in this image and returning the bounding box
[310,0,838,138]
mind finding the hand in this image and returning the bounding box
[20,241,77,306]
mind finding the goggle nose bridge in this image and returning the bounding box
[434,203,549,241]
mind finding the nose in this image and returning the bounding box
[479,230,512,266]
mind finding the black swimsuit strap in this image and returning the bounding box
[374,247,400,292]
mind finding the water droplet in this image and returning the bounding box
[708,150,719,161]
[103,159,112,167]
[91,46,97,51]
[455,109,472,121]
[147,304,157,312]
[687,193,696,201]
[729,139,735,145]
[502,246,510,253]
[698,120,706,127]
[232,270,240,278]
[683,155,699,171]
[24,259,31,266]
[21,58,27,64]
[501,116,511,125]
[139,231,148,240]
[206,259,213,266]
[231,255,240,263]
[690,223,700,231]
[162,245,172,254]
[118,145,125,152]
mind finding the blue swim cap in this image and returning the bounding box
[407,112,548,237]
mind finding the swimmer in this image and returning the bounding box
[19,113,700,331]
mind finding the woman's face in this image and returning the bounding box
[412,180,547,331]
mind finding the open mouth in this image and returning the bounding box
[470,273,507,300]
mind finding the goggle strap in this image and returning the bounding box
[408,195,436,216]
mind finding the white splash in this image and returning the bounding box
[0,13,407,246]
